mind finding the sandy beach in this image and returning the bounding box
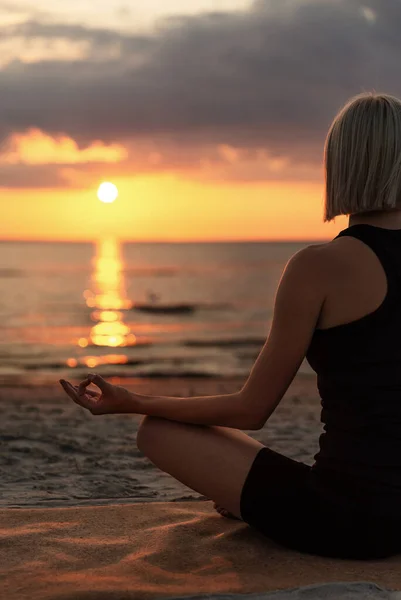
[4,500,401,600]
[3,374,401,600]
[0,373,320,508]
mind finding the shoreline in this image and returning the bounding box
[0,371,316,396]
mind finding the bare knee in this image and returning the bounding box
[137,416,166,453]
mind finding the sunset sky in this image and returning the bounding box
[0,0,396,241]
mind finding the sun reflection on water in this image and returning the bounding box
[68,237,137,370]
[86,238,135,347]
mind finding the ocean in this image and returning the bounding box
[0,239,316,387]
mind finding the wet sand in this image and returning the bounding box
[0,373,320,508]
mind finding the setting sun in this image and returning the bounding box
[97,182,119,203]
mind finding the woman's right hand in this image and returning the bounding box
[60,374,134,415]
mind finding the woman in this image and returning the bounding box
[61,92,401,560]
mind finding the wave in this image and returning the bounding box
[131,302,232,315]
[124,267,178,277]
[0,268,26,278]
[183,337,265,348]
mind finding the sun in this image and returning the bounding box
[97,182,118,203]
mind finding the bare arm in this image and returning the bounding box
[239,245,326,428]
[63,246,326,429]
[131,246,325,430]
[133,390,252,429]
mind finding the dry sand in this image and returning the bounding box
[3,500,401,600]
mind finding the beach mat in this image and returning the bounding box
[165,582,401,600]
[2,501,401,600]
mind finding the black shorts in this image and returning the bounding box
[239,447,401,560]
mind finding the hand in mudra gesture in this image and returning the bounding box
[60,374,133,415]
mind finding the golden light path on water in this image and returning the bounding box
[67,237,137,370]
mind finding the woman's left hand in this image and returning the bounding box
[59,374,134,415]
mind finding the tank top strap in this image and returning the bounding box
[335,224,401,303]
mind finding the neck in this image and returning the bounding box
[349,210,401,230]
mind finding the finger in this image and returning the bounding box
[78,377,92,394]
[60,380,93,410]
[74,384,98,398]
[60,380,80,403]
[86,373,111,393]
[74,385,99,398]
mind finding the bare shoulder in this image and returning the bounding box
[289,236,387,308]
[284,242,335,283]
[311,235,375,277]
[280,239,361,302]
[289,238,359,280]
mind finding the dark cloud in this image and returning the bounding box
[0,163,71,188]
[0,0,400,186]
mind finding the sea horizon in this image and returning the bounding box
[0,237,331,244]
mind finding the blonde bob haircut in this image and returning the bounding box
[324,92,401,221]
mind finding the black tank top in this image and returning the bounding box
[306,224,401,518]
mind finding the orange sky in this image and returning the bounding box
[0,128,348,241]
[0,175,347,242]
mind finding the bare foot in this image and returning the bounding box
[213,502,241,520]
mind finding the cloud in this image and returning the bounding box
[1,128,128,165]
[0,0,400,187]
[0,1,46,26]
[0,163,71,187]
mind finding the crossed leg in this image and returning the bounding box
[136,416,264,519]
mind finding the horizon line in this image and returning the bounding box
[0,237,331,244]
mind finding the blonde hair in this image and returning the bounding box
[324,92,401,221]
